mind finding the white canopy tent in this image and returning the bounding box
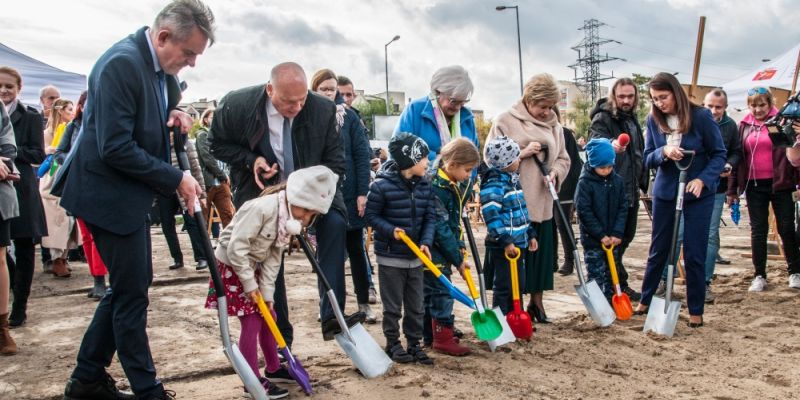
[722,43,799,111]
[0,42,86,108]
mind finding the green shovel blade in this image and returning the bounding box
[471,309,503,341]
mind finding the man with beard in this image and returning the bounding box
[588,78,646,301]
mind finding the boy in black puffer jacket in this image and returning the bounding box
[365,132,437,365]
[574,138,628,301]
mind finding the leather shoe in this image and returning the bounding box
[63,373,135,400]
[321,311,366,341]
[715,256,731,265]
[196,260,208,270]
[168,261,184,270]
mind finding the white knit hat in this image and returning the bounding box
[286,166,338,214]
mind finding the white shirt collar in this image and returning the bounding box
[145,28,163,74]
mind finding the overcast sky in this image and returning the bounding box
[3,0,800,118]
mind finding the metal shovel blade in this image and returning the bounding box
[216,299,267,399]
[334,322,393,378]
[487,307,516,351]
[574,280,616,327]
[643,296,681,337]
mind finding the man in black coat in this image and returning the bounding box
[57,1,214,398]
[210,62,363,343]
[588,78,646,301]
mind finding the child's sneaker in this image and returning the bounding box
[385,342,414,363]
[407,344,433,366]
[265,366,294,383]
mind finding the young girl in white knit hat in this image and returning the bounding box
[205,166,338,399]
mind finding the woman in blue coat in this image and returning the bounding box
[394,65,479,162]
[635,73,726,328]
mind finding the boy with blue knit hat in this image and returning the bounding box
[480,135,538,314]
[574,138,628,300]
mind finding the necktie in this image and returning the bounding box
[156,70,167,117]
[282,117,294,180]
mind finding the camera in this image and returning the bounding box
[766,92,800,148]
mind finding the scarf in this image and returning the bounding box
[335,104,346,132]
[5,100,18,116]
[429,93,460,148]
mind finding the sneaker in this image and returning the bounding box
[704,284,715,304]
[715,256,731,265]
[264,366,293,383]
[622,286,641,302]
[385,342,414,363]
[62,372,136,400]
[359,304,377,324]
[246,378,288,399]
[789,273,800,289]
[655,281,667,297]
[368,287,378,304]
[749,276,766,292]
[195,259,208,270]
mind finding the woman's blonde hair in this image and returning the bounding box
[522,73,560,106]
[746,87,773,108]
[45,98,73,133]
[438,137,480,169]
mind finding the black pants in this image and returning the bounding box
[553,202,576,263]
[156,194,206,263]
[616,202,640,287]
[315,209,347,322]
[72,222,163,397]
[379,265,423,346]
[345,229,370,305]
[274,251,293,347]
[9,237,35,316]
[745,184,800,277]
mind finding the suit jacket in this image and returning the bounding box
[8,102,47,239]
[57,27,183,235]
[209,85,345,211]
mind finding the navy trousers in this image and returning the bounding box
[315,209,347,322]
[72,222,163,397]
[640,194,713,316]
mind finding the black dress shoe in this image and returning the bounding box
[321,312,366,340]
[527,304,551,324]
[168,261,184,270]
[196,260,208,270]
[63,373,135,400]
[8,306,26,328]
[557,261,574,276]
[715,256,731,265]
[622,286,641,302]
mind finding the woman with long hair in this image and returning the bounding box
[635,72,726,328]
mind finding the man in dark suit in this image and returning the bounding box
[210,62,364,346]
[57,1,215,399]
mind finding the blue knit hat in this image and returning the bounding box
[585,138,615,168]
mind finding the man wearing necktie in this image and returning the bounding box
[210,62,364,344]
[56,1,214,399]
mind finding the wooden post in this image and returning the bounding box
[688,16,706,100]
[790,48,800,96]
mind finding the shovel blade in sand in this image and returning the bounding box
[643,296,681,337]
[335,323,393,378]
[574,280,616,327]
[487,307,517,351]
[470,307,503,341]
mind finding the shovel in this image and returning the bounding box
[644,150,695,337]
[602,244,633,321]
[505,249,533,340]
[172,129,266,399]
[533,146,616,327]
[253,293,312,394]
[461,216,516,350]
[295,235,393,378]
[462,265,503,341]
[396,231,475,310]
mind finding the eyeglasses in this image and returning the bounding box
[317,87,336,93]
[448,97,470,106]
[748,87,769,96]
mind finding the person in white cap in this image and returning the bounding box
[205,165,337,398]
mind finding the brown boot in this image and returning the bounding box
[52,258,71,278]
[431,319,471,356]
[0,313,17,355]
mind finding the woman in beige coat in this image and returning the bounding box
[484,74,570,323]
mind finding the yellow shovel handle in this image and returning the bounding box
[398,231,443,278]
[601,243,621,286]
[255,292,287,349]
[463,266,480,300]
[505,248,521,301]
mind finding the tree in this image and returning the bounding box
[353,97,387,138]
[475,116,492,160]
[566,94,593,140]
[632,73,652,128]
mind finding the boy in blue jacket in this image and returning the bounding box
[575,138,628,302]
[365,132,437,365]
[574,138,628,301]
[480,135,538,314]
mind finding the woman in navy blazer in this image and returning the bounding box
[635,73,726,327]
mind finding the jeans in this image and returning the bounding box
[745,184,800,277]
[585,247,619,300]
[704,193,725,284]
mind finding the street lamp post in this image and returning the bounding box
[496,5,523,95]
[385,35,400,115]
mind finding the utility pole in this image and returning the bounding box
[568,19,624,102]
